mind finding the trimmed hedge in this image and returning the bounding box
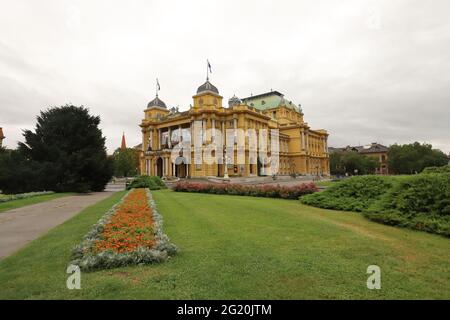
[300,174,450,236]
[300,176,394,212]
[365,173,450,236]
[173,181,318,199]
[126,175,166,190]
[422,165,450,174]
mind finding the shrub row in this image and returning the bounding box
[422,165,450,174]
[126,175,166,190]
[0,191,54,203]
[300,176,394,212]
[300,174,450,236]
[173,181,318,199]
[70,188,177,271]
[364,173,450,236]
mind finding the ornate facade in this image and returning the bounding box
[139,78,330,178]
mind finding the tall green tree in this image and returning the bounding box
[0,105,113,193]
[113,148,139,177]
[388,142,448,174]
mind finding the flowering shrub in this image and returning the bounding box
[173,181,318,199]
[71,188,177,271]
[0,191,54,203]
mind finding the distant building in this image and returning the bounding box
[0,127,5,147]
[329,142,389,174]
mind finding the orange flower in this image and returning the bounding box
[94,189,156,254]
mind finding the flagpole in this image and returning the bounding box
[206,60,209,81]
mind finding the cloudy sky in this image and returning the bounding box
[1,0,449,153]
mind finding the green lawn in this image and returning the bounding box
[0,189,448,299]
[0,193,74,213]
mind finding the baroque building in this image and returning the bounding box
[139,78,330,178]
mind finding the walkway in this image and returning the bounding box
[0,192,113,259]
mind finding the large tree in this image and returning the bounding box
[0,105,113,193]
[388,142,448,174]
[113,147,140,177]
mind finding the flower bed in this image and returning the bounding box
[71,188,177,271]
[0,191,54,203]
[173,181,318,199]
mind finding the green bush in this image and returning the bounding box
[301,173,450,236]
[422,165,450,174]
[364,173,450,236]
[300,176,393,212]
[126,176,166,190]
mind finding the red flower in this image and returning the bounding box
[94,189,156,254]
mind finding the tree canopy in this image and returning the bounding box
[0,105,113,193]
[330,151,379,176]
[388,142,448,174]
[113,147,140,177]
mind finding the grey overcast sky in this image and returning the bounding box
[1,0,449,153]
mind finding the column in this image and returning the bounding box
[162,157,166,175]
[301,130,305,150]
[152,128,157,150]
[202,118,206,143]
[168,127,172,148]
[212,118,216,142]
[158,129,161,149]
[190,121,193,147]
[222,121,225,147]
[233,118,237,144]
[306,133,309,152]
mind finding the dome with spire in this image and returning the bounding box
[147,95,167,109]
[228,94,241,107]
[197,80,219,94]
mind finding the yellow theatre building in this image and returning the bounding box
[139,77,330,178]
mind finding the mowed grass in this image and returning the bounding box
[0,193,74,213]
[0,189,449,299]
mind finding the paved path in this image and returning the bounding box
[0,192,113,259]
